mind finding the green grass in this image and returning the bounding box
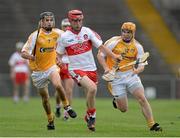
[0,97,180,137]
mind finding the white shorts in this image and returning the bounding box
[109,70,144,97]
[31,65,58,88]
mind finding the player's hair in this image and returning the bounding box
[68,10,84,20]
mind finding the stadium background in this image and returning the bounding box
[0,0,180,99]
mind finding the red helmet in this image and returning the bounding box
[68,10,84,20]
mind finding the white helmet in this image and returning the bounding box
[16,41,24,50]
[61,18,70,31]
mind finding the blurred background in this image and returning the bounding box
[0,0,180,99]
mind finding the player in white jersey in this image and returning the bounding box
[97,22,162,131]
[8,41,30,103]
[56,9,121,131]
[55,18,75,121]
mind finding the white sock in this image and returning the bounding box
[13,96,19,103]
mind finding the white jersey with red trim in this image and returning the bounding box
[57,26,103,71]
[8,52,29,73]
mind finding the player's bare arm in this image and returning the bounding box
[56,52,64,67]
[21,51,35,61]
[98,44,122,60]
[97,51,110,73]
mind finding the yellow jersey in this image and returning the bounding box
[22,28,64,71]
[104,36,144,72]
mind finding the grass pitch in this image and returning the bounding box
[0,97,179,137]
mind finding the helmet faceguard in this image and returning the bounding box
[40,11,55,20]
[68,10,84,21]
[121,22,136,42]
[61,18,70,31]
[39,11,55,30]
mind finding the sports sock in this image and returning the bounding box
[87,108,96,118]
[64,110,69,117]
[147,118,155,128]
[56,104,61,109]
[62,99,69,107]
[47,113,54,122]
[13,96,19,103]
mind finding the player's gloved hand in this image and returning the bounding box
[132,66,144,75]
[102,69,115,82]
[113,54,122,61]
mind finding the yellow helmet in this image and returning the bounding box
[121,22,136,32]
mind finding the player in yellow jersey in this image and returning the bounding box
[97,22,162,131]
[21,12,77,130]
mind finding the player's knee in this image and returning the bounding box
[118,106,128,112]
[66,87,73,95]
[88,86,97,95]
[85,81,96,91]
[42,96,49,104]
[54,83,59,89]
[116,102,128,112]
[54,82,63,90]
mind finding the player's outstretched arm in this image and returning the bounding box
[97,51,110,73]
[98,45,122,61]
